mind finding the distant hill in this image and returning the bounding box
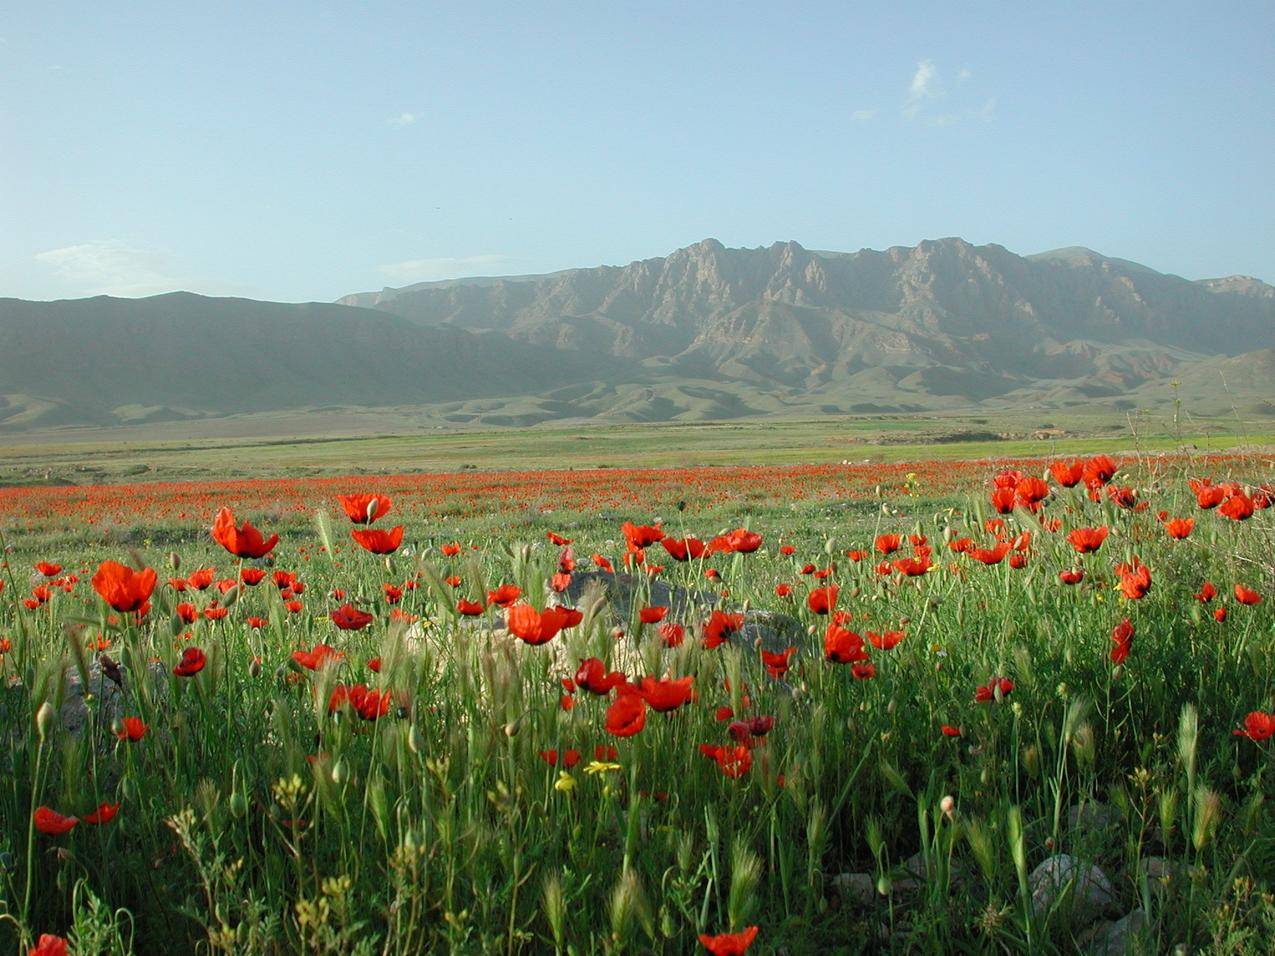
[3,239,1273,431]
[0,293,616,428]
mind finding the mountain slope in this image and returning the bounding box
[3,238,1273,432]
[0,293,618,428]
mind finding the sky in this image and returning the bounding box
[3,1,1273,302]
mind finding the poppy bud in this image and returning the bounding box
[876,875,892,896]
[121,774,138,802]
[169,552,181,571]
[332,758,349,786]
[249,657,262,678]
[35,700,55,742]
[229,789,248,818]
[503,719,521,738]
[408,724,424,754]
[940,795,955,819]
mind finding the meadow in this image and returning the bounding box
[1,445,1273,954]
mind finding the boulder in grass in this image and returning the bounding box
[1029,854,1118,925]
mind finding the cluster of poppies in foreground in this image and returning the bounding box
[10,454,1274,953]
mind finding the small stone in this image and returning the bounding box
[1066,801,1121,833]
[1030,854,1118,925]
[831,872,876,906]
[1084,908,1148,955]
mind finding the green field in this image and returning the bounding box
[3,409,1273,486]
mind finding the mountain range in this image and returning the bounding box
[2,237,1272,432]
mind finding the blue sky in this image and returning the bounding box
[3,1,1272,301]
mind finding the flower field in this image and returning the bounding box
[1,452,1273,954]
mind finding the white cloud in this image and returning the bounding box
[30,240,247,298]
[903,60,994,126]
[378,254,519,283]
[904,59,941,117]
[850,109,877,122]
[386,112,418,127]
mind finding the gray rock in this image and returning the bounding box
[831,872,877,906]
[59,660,167,739]
[1082,908,1149,955]
[1030,854,1118,925]
[1143,857,1178,883]
[1067,801,1121,833]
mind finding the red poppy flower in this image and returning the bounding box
[659,622,686,647]
[894,555,933,576]
[806,585,839,615]
[547,531,573,546]
[975,677,1014,703]
[1195,581,1216,603]
[874,533,902,555]
[1163,517,1194,540]
[116,716,148,742]
[350,526,404,555]
[1233,711,1275,742]
[699,743,753,779]
[247,616,268,629]
[574,658,627,695]
[707,528,763,554]
[457,598,485,616]
[1049,460,1084,487]
[703,610,744,649]
[211,508,278,559]
[337,493,392,525]
[487,584,522,608]
[604,693,647,737]
[621,521,664,548]
[187,568,215,590]
[867,629,904,651]
[969,543,1010,565]
[1067,527,1109,554]
[824,623,868,664]
[1059,569,1084,585]
[1110,618,1134,665]
[1214,606,1228,623]
[761,646,796,679]
[173,647,207,677]
[1117,559,1152,600]
[592,554,616,574]
[851,661,877,680]
[203,605,229,621]
[1219,493,1255,521]
[91,561,157,614]
[699,927,758,956]
[661,536,707,561]
[506,604,577,645]
[240,567,266,586]
[82,801,120,825]
[941,725,962,737]
[34,561,62,577]
[328,683,392,720]
[29,934,69,956]
[174,602,198,624]
[33,806,78,835]
[1082,455,1117,488]
[1235,585,1262,606]
[990,486,1018,514]
[637,675,694,712]
[331,604,374,631]
[292,643,345,669]
[639,606,668,624]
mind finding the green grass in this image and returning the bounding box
[3,409,1273,486]
[0,450,1273,953]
